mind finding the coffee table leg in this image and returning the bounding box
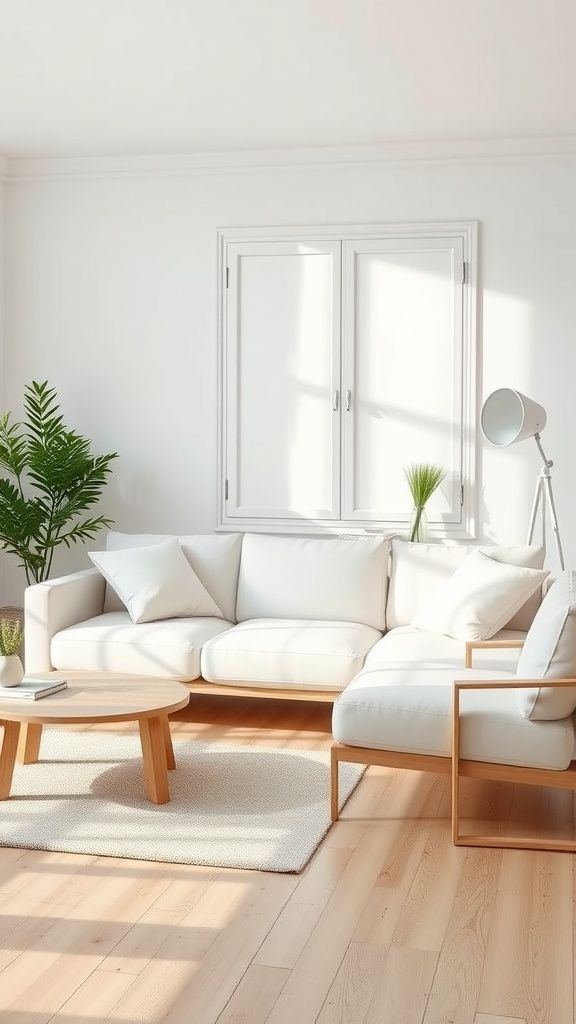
[138,716,170,804]
[161,715,176,770]
[0,721,22,799]
[17,723,43,764]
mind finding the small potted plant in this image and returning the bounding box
[0,617,24,687]
[404,463,446,542]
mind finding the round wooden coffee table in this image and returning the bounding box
[0,676,190,805]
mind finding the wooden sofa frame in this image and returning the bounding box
[331,639,576,853]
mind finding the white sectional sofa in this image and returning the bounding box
[25,530,541,694]
[24,529,576,851]
[25,530,571,749]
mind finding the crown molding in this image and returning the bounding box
[5,135,576,180]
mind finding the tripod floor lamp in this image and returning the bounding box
[481,388,565,570]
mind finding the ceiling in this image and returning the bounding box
[1,0,575,160]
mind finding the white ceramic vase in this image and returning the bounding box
[0,655,24,687]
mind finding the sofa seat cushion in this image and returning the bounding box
[364,625,526,674]
[332,667,575,770]
[51,612,234,681]
[201,619,382,691]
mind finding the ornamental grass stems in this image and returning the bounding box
[0,617,24,656]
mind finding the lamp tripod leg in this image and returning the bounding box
[543,474,565,571]
[527,477,544,547]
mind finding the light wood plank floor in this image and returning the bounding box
[0,694,573,1024]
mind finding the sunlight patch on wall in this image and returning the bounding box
[481,289,535,546]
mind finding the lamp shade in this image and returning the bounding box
[481,388,547,446]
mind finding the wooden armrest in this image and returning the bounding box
[454,676,576,692]
[464,638,525,668]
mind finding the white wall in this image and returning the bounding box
[4,152,576,601]
[0,170,5,603]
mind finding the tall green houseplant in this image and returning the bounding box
[0,380,118,584]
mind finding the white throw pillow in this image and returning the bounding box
[89,538,223,624]
[477,544,545,631]
[386,538,544,630]
[516,572,576,721]
[411,549,549,641]
[103,531,242,622]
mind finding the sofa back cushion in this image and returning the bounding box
[178,535,242,623]
[235,534,389,630]
[516,572,576,721]
[386,539,545,631]
[103,532,242,623]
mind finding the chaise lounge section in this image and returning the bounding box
[331,570,576,852]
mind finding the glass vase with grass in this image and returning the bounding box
[404,463,446,543]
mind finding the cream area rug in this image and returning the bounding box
[1,730,365,873]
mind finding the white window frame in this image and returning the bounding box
[217,221,477,540]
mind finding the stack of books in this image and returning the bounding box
[0,679,68,701]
